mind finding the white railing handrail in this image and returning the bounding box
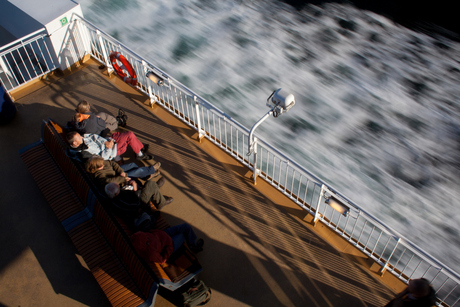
[0,28,56,91]
[0,28,47,53]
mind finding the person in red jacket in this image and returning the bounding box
[130,224,204,264]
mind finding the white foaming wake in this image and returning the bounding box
[78,0,460,268]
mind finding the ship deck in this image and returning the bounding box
[0,58,405,306]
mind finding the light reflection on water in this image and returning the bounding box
[79,0,460,268]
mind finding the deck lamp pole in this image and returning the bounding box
[247,88,295,184]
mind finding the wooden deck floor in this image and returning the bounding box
[0,58,403,306]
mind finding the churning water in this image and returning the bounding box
[78,0,460,269]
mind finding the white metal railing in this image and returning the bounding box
[34,14,460,306]
[0,29,57,91]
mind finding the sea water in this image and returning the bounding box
[78,0,460,269]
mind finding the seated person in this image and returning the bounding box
[384,277,437,307]
[66,130,152,161]
[69,100,120,135]
[130,224,204,264]
[70,113,109,137]
[104,177,173,213]
[86,155,161,185]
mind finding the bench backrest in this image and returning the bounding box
[43,120,159,298]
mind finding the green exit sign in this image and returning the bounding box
[60,17,68,26]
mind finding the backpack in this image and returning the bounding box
[116,108,128,127]
[181,279,211,307]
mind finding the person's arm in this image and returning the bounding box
[93,170,126,186]
[99,137,114,160]
[111,161,124,174]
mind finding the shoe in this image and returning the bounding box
[156,176,165,188]
[153,161,161,171]
[137,154,153,161]
[158,196,173,210]
[141,143,150,154]
[190,239,204,253]
[141,170,160,181]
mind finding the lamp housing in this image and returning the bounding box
[266,88,295,117]
[325,195,350,216]
[146,71,165,86]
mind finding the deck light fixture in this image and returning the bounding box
[247,88,295,184]
[325,195,350,216]
[146,71,165,86]
[266,88,296,118]
[313,185,351,226]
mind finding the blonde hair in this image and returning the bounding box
[77,100,91,113]
[85,155,105,173]
[72,113,81,122]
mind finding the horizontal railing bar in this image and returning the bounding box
[0,28,47,53]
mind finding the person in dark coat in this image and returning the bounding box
[70,112,109,137]
[85,155,160,185]
[68,100,120,136]
[384,278,437,307]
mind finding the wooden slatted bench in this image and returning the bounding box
[20,119,202,306]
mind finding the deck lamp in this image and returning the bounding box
[146,71,165,86]
[247,88,295,184]
[266,88,296,118]
[325,195,350,216]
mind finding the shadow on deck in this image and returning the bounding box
[0,58,400,306]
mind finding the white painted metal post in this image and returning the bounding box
[97,30,111,72]
[74,19,92,57]
[0,56,15,89]
[313,184,326,225]
[143,61,156,106]
[380,237,401,275]
[252,137,259,184]
[247,109,273,184]
[194,96,204,140]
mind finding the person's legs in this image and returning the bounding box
[140,179,166,208]
[97,112,118,131]
[120,162,138,173]
[169,233,185,252]
[111,131,144,155]
[121,163,157,178]
[163,223,198,248]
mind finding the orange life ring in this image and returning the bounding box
[109,51,138,86]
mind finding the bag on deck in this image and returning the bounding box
[181,279,211,307]
[116,108,128,127]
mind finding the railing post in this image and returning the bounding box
[313,184,326,226]
[247,109,273,185]
[76,19,92,57]
[0,56,15,90]
[97,30,111,73]
[380,237,401,276]
[143,60,157,106]
[252,137,259,184]
[194,96,204,141]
